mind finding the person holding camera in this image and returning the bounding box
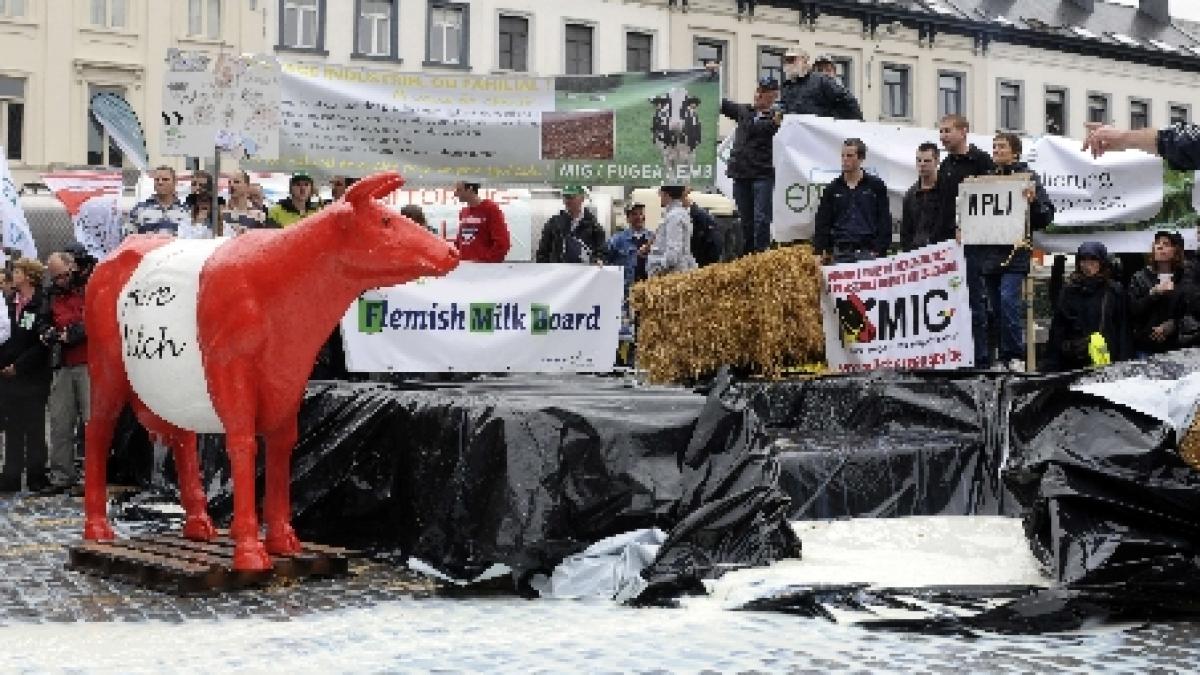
[0,258,52,493]
[43,251,90,493]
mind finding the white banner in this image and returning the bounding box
[771,116,1164,243]
[0,151,37,261]
[820,241,973,372]
[342,263,623,372]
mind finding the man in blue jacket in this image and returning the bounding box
[813,138,892,264]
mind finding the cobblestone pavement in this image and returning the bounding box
[3,492,1200,672]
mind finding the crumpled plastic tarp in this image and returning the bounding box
[128,374,799,594]
[528,528,666,601]
[745,373,1015,520]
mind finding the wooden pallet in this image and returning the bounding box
[67,531,356,594]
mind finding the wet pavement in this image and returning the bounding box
[3,491,1200,672]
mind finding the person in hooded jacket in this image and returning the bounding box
[536,185,607,264]
[1044,242,1132,372]
[966,132,1055,371]
[1127,230,1193,357]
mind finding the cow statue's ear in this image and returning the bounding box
[345,172,405,208]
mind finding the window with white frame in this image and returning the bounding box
[626,31,652,73]
[1130,98,1150,130]
[937,71,964,118]
[0,76,25,161]
[498,15,529,71]
[1170,103,1191,125]
[830,57,853,93]
[87,84,125,167]
[757,47,784,85]
[564,24,593,75]
[694,38,726,94]
[90,0,126,28]
[427,2,467,66]
[356,0,394,57]
[1045,87,1067,136]
[0,0,27,18]
[188,0,221,39]
[881,63,910,119]
[281,0,320,49]
[1087,93,1110,124]
[998,80,1022,131]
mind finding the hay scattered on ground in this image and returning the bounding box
[629,246,826,383]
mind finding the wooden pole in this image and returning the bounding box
[212,146,222,237]
[1025,203,1036,371]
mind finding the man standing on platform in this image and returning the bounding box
[937,114,997,368]
[779,48,862,121]
[813,138,891,264]
[608,202,653,296]
[717,71,780,255]
[453,181,511,262]
[900,142,942,252]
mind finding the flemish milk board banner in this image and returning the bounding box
[771,116,1165,247]
[821,241,973,372]
[342,263,623,372]
[250,64,718,187]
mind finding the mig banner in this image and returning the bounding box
[820,241,974,372]
[341,263,623,373]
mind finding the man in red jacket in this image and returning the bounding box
[44,250,89,493]
[452,181,511,262]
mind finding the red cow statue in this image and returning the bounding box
[82,172,459,570]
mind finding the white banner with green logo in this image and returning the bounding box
[342,262,623,372]
[769,115,1169,251]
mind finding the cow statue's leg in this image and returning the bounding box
[206,363,271,571]
[82,375,126,541]
[132,402,218,541]
[263,418,301,556]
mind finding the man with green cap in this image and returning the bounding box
[536,184,607,264]
[267,172,322,227]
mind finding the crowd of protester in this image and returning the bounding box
[8,54,1200,492]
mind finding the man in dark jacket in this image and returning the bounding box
[719,74,780,255]
[900,142,941,252]
[536,185,607,264]
[779,48,862,120]
[814,138,892,264]
[683,188,724,266]
[936,114,995,244]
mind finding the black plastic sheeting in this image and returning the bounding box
[114,374,799,591]
[748,373,1015,520]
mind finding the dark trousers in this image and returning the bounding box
[732,177,774,255]
[0,379,51,491]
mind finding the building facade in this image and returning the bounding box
[3,0,1200,187]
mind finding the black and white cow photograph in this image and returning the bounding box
[649,87,703,176]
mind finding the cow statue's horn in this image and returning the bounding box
[346,171,405,206]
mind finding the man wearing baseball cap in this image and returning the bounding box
[608,201,653,294]
[717,73,782,255]
[267,172,322,227]
[536,185,607,264]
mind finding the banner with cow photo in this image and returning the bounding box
[821,241,973,372]
[769,115,1182,253]
[241,62,718,187]
[341,262,623,373]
